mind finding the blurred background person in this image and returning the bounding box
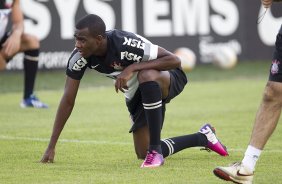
[213,0,282,183]
[0,0,48,108]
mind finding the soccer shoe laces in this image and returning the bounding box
[144,151,156,164]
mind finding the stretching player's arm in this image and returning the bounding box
[115,47,180,92]
[129,47,181,71]
[41,77,80,163]
[2,0,23,57]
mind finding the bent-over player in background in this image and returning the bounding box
[0,0,47,108]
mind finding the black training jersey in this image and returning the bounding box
[0,0,13,40]
[66,29,158,99]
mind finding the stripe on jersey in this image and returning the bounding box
[136,34,158,62]
[68,51,83,70]
[142,42,158,62]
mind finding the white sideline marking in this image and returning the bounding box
[0,135,131,145]
[1,135,282,153]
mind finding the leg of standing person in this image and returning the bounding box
[213,25,282,184]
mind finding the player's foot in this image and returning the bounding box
[20,94,48,108]
[199,123,228,156]
[213,162,254,184]
[141,150,164,168]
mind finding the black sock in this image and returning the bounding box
[161,133,208,158]
[139,81,163,154]
[23,49,39,99]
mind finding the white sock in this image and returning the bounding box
[242,145,262,172]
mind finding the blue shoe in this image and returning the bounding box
[20,95,48,108]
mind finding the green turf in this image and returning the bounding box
[0,61,282,184]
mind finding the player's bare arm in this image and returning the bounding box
[115,47,180,93]
[132,47,181,72]
[41,77,80,163]
[2,0,23,58]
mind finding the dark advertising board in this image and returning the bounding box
[6,0,282,70]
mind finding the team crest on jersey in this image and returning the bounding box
[110,61,124,70]
[271,60,280,75]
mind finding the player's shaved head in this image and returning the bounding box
[76,14,106,37]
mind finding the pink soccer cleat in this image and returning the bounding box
[141,150,164,168]
[199,123,229,156]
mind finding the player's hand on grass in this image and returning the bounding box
[40,148,55,163]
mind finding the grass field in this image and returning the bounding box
[1,61,282,184]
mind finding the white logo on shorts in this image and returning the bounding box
[271,60,280,75]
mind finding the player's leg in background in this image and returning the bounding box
[213,82,282,184]
[19,33,48,108]
[213,27,282,184]
[250,29,282,151]
[20,34,39,100]
[237,81,282,175]
[242,32,282,171]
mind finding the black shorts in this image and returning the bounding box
[126,68,188,133]
[269,26,282,82]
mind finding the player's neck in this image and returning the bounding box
[96,37,107,56]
